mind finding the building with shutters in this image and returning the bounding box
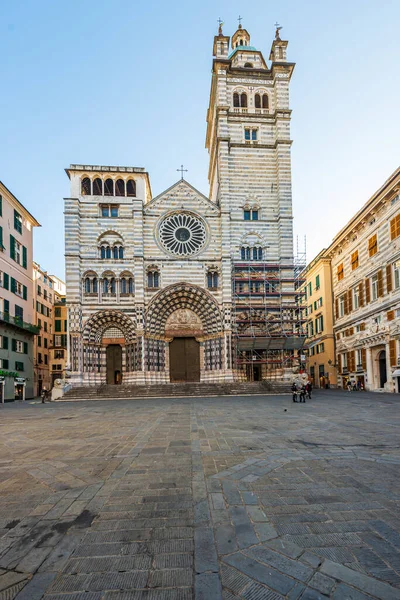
[0,181,40,401]
[300,251,337,388]
[33,264,56,396]
[49,275,67,386]
[64,24,306,388]
[328,167,400,392]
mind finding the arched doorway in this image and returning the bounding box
[145,283,225,382]
[106,344,122,384]
[378,350,387,388]
[81,310,136,385]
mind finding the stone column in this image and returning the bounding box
[365,347,373,390]
[116,278,120,304]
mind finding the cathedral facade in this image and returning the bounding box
[64,24,304,387]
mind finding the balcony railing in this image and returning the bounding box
[0,311,40,334]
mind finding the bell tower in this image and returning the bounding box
[206,22,295,264]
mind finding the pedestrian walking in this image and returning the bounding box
[305,381,312,399]
[347,380,352,392]
[299,384,306,403]
[41,388,47,403]
[291,382,298,402]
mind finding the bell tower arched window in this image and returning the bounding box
[240,93,247,108]
[115,179,125,197]
[127,180,136,197]
[104,178,114,196]
[81,177,91,195]
[93,178,102,195]
[262,94,269,109]
[255,94,261,109]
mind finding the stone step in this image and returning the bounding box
[61,381,289,401]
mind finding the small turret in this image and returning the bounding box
[269,24,288,62]
[213,19,230,58]
[231,23,251,50]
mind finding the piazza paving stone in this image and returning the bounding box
[0,390,398,598]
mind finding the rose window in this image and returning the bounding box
[159,213,207,256]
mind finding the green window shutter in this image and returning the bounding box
[64,320,67,332]
[12,339,16,352]
[3,273,9,290]
[22,246,27,269]
[0,195,2,216]
[23,342,28,354]
[23,285,27,301]
[0,225,2,247]
[10,277,16,294]
[10,235,15,261]
[3,336,8,349]
[55,320,61,332]
[3,359,8,369]
[4,299,9,313]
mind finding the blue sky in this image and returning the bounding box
[1,0,399,276]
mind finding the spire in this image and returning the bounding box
[231,21,251,50]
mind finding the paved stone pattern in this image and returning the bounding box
[0,390,399,599]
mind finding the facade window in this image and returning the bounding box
[368,234,378,257]
[55,320,62,332]
[14,210,23,234]
[315,275,320,289]
[356,349,363,367]
[353,286,359,310]
[15,361,24,372]
[44,355,48,365]
[0,335,8,349]
[10,236,27,268]
[255,93,269,109]
[390,214,400,240]
[233,92,247,108]
[54,335,62,346]
[15,305,23,321]
[44,338,48,348]
[371,274,378,300]
[147,270,159,289]
[308,282,312,297]
[207,271,219,289]
[337,263,344,281]
[244,128,257,141]
[342,353,348,370]
[243,208,259,220]
[121,277,134,295]
[244,209,251,220]
[351,250,359,270]
[394,262,400,289]
[55,307,61,317]
[315,315,324,333]
[339,295,345,317]
[0,359,9,369]
[101,205,119,218]
[308,321,314,337]
[85,278,91,293]
[81,177,91,195]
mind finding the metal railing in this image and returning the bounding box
[0,311,40,334]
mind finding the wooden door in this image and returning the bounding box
[169,337,200,382]
[106,345,122,385]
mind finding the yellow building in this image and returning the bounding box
[49,275,67,385]
[301,251,337,388]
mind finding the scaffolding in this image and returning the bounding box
[232,237,307,381]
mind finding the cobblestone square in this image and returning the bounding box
[0,390,399,599]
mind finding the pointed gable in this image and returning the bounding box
[145,179,220,216]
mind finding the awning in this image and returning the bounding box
[392,370,400,377]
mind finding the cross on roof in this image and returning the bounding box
[217,17,223,27]
[238,15,243,25]
[177,165,188,180]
